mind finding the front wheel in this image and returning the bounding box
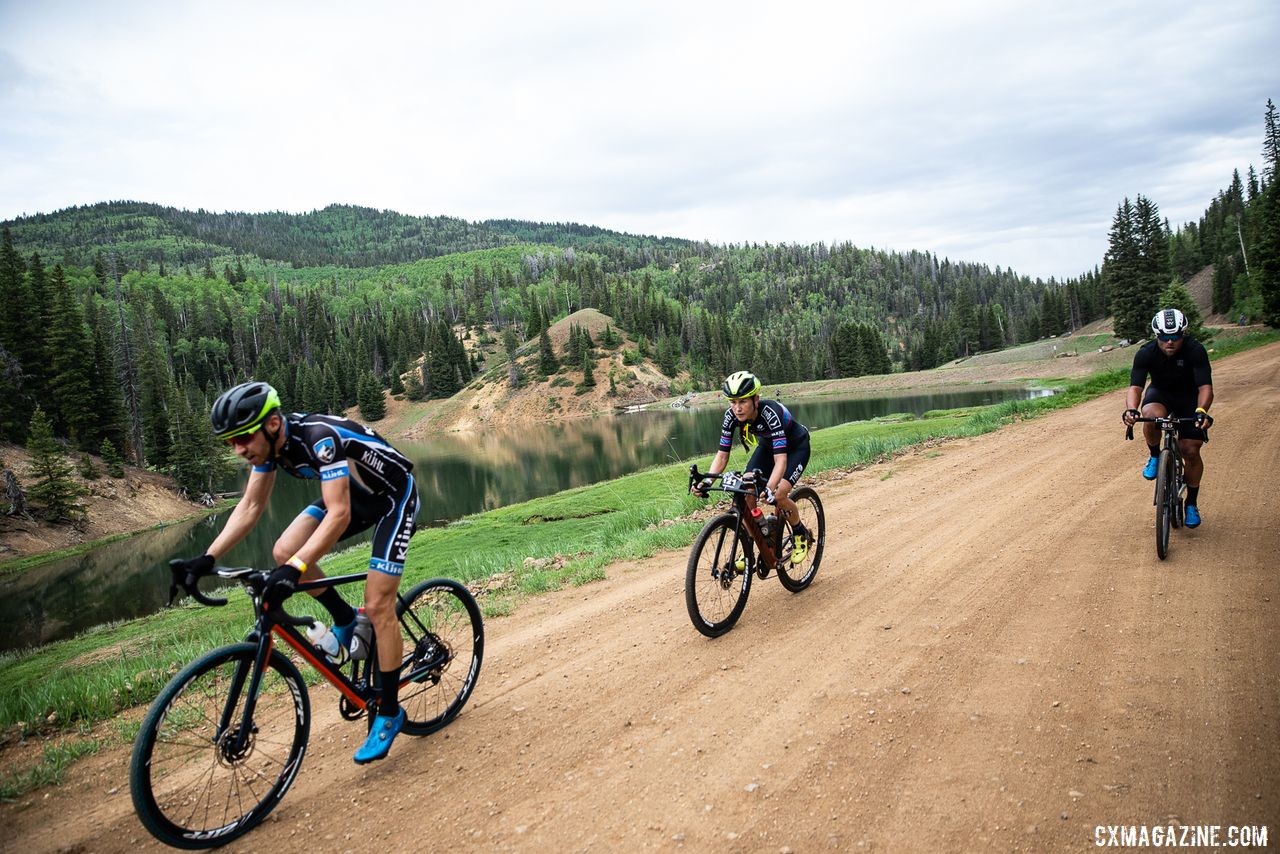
[1155,449,1173,560]
[130,643,309,849]
[685,514,752,637]
[777,487,825,592]
[394,578,484,735]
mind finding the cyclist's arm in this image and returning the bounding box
[767,452,788,492]
[1196,384,1213,412]
[1125,384,1145,411]
[706,450,730,476]
[206,467,276,559]
[288,474,352,569]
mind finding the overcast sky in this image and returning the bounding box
[1,1,1277,281]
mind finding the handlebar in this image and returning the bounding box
[688,464,760,496]
[1124,415,1207,442]
[166,559,320,628]
[168,559,228,607]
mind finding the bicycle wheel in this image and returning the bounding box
[777,486,825,592]
[685,514,752,637]
[130,643,309,849]
[394,578,484,736]
[1154,449,1173,560]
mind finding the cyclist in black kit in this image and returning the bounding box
[691,371,814,561]
[174,381,419,763]
[1121,309,1215,528]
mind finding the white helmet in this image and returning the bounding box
[1151,308,1188,336]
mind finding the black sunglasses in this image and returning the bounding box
[1156,332,1183,342]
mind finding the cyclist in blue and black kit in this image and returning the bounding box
[691,371,815,562]
[174,381,418,763]
[1121,309,1215,528]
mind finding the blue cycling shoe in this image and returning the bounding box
[331,619,356,653]
[354,707,405,764]
[1184,505,1201,528]
[1142,457,1159,480]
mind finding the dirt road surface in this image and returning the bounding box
[6,344,1278,852]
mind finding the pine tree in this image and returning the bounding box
[1105,198,1151,342]
[25,405,87,523]
[538,327,558,376]
[358,372,386,421]
[0,228,27,361]
[101,438,125,478]
[1258,98,1280,327]
[46,265,97,445]
[579,347,596,388]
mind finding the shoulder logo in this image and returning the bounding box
[312,437,336,463]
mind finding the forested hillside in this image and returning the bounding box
[4,98,1277,507]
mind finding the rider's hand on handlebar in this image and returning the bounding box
[761,486,776,505]
[264,564,302,609]
[691,477,713,498]
[1195,408,1214,429]
[176,553,216,576]
[1122,408,1141,426]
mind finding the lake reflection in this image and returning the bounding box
[2,384,1048,651]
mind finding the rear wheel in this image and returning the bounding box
[777,487,825,592]
[394,578,484,735]
[130,643,308,849]
[685,514,752,637]
[1155,449,1173,560]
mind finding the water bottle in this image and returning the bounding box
[350,608,373,661]
[761,513,777,539]
[306,621,342,663]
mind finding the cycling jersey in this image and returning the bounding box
[254,413,418,576]
[718,399,809,455]
[1128,337,1213,396]
[253,413,414,497]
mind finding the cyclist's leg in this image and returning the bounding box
[776,442,811,526]
[355,482,418,763]
[364,480,420,696]
[744,446,769,511]
[1178,438,1205,488]
[275,500,361,626]
[1139,387,1170,447]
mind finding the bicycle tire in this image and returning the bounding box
[776,486,825,592]
[685,514,752,637]
[394,577,485,736]
[130,642,309,849]
[1155,449,1173,560]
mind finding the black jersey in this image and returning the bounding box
[1128,338,1213,395]
[253,413,414,498]
[718,399,809,454]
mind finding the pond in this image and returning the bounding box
[1,384,1051,652]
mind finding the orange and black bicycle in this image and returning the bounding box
[130,561,483,848]
[684,465,825,637]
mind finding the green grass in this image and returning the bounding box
[0,736,104,800]
[2,329,1277,751]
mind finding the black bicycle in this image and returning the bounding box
[684,465,826,637]
[1126,415,1207,560]
[130,561,484,849]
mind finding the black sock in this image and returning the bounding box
[379,669,400,716]
[1186,486,1199,506]
[317,587,356,627]
[1147,445,1160,457]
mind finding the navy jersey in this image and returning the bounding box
[1128,338,1213,396]
[718,399,809,455]
[253,413,414,499]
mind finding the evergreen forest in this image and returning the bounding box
[2,99,1277,501]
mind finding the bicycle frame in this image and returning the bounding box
[690,466,783,573]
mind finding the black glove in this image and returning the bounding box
[264,564,302,609]
[692,477,713,497]
[1195,409,1214,429]
[1122,408,1140,424]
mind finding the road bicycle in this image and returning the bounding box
[129,561,484,849]
[684,465,825,637]
[1126,415,1207,560]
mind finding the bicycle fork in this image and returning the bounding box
[215,635,275,758]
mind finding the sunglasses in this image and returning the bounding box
[226,431,258,447]
[1156,332,1183,342]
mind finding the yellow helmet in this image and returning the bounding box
[722,371,761,400]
